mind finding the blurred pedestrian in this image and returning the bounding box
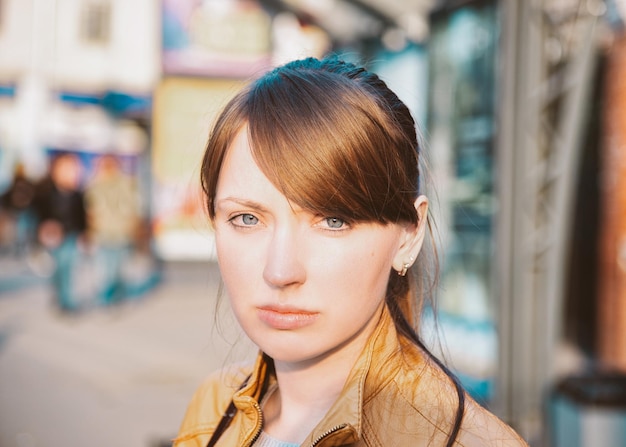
[85,154,140,305]
[0,163,37,256]
[34,152,87,313]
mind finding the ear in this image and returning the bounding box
[392,195,429,275]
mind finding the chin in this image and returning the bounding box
[255,341,320,365]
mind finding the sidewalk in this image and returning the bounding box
[0,261,256,447]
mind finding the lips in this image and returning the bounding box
[257,306,319,330]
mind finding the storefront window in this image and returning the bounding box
[425,0,499,404]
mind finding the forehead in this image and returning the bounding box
[216,127,276,199]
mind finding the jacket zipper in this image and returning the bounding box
[309,423,348,447]
[244,400,264,447]
[242,400,347,447]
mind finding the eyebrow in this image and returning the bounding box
[215,197,270,214]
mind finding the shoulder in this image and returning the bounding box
[175,363,252,442]
[363,341,527,446]
[399,350,528,446]
[400,348,528,446]
[455,396,529,447]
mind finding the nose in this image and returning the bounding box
[263,225,306,288]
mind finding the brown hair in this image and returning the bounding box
[200,57,464,445]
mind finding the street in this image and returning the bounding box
[0,261,255,447]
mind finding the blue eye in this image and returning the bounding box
[325,217,345,229]
[229,213,259,227]
[241,214,258,225]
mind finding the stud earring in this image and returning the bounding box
[398,263,410,277]
[398,256,414,277]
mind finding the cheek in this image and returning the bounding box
[215,233,260,295]
[316,240,395,298]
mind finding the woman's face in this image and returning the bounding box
[213,127,415,367]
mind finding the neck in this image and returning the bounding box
[262,355,353,444]
[275,350,353,409]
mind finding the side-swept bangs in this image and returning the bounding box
[202,59,420,226]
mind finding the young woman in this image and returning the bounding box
[174,57,527,447]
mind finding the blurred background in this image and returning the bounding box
[1,0,626,446]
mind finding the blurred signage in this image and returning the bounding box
[151,76,245,260]
[162,0,272,78]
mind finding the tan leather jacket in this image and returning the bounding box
[174,307,528,447]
